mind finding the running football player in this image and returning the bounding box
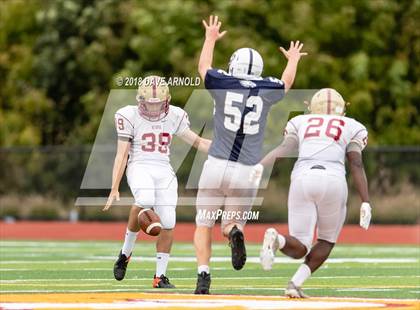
[253,88,372,298]
[194,15,307,294]
[103,75,211,288]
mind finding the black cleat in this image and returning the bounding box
[113,250,130,281]
[153,274,176,288]
[229,225,247,270]
[194,271,211,294]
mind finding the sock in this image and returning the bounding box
[156,252,170,277]
[291,264,311,287]
[277,234,286,250]
[121,229,138,257]
[198,265,210,274]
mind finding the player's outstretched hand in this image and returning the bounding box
[202,15,227,41]
[249,163,264,188]
[103,189,120,211]
[279,41,307,62]
[359,202,372,230]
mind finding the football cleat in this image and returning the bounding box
[228,225,247,270]
[113,250,131,281]
[260,228,279,271]
[285,281,309,298]
[194,271,211,294]
[153,274,175,288]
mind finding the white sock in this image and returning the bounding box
[156,252,170,277]
[277,234,286,250]
[198,265,210,274]
[121,229,138,257]
[291,264,311,287]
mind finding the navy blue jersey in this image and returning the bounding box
[205,69,285,165]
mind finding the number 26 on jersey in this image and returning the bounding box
[304,117,345,141]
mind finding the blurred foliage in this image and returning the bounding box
[0,0,419,147]
[0,146,419,223]
[0,0,419,224]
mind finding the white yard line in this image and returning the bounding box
[88,256,420,264]
[2,275,419,283]
[0,256,418,264]
[337,288,399,292]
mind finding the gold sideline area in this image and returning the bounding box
[0,292,418,310]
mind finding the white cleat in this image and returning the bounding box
[285,281,309,298]
[260,228,279,271]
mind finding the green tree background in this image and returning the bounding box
[1,0,419,146]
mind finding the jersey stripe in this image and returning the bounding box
[117,133,134,139]
[174,112,187,135]
[115,113,135,129]
[247,48,253,75]
[350,128,368,141]
[288,120,299,133]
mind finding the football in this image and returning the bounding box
[138,208,162,236]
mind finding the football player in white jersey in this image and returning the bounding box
[103,75,211,288]
[251,88,372,298]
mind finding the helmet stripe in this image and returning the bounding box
[247,48,253,75]
[152,77,157,98]
[327,88,331,114]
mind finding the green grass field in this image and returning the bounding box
[0,240,419,300]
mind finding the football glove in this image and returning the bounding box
[359,202,372,230]
[249,163,264,188]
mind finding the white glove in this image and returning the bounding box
[249,163,264,188]
[360,202,372,230]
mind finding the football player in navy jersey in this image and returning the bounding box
[193,15,307,294]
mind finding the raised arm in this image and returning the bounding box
[198,15,227,80]
[103,139,131,211]
[278,41,307,92]
[178,128,212,153]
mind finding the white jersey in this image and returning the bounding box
[114,105,190,165]
[284,114,368,177]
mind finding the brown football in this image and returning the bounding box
[138,208,162,236]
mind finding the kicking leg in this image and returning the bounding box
[153,228,175,288]
[153,181,177,288]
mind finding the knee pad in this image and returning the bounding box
[154,207,176,229]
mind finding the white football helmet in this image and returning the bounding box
[308,88,347,116]
[228,48,263,79]
[136,75,170,121]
